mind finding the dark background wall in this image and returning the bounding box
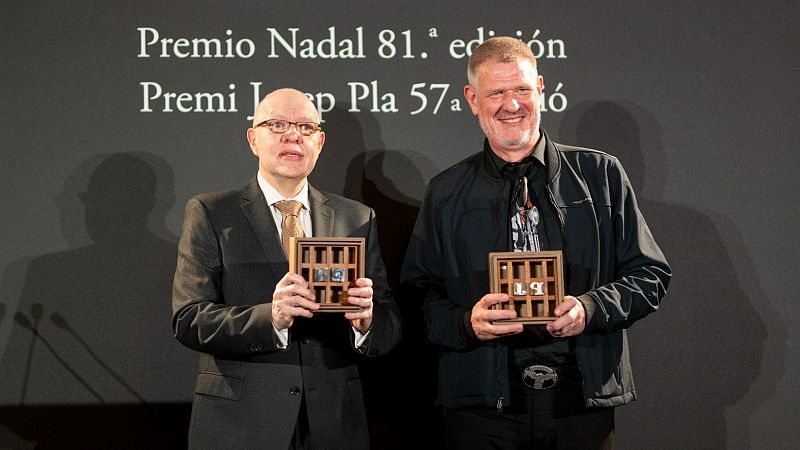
[1,1,797,448]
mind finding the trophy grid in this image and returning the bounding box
[489,251,564,324]
[289,237,365,312]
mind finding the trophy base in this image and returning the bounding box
[493,318,554,325]
[316,304,363,312]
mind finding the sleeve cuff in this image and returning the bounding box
[577,293,605,332]
[461,309,479,344]
[273,325,289,350]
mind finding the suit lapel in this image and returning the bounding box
[239,178,287,262]
[309,185,334,237]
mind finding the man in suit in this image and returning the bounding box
[172,87,401,449]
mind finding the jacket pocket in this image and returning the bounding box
[194,371,243,400]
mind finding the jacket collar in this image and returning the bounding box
[240,177,285,261]
[238,179,335,263]
[481,128,561,182]
[482,139,503,180]
[542,129,561,184]
[308,185,334,236]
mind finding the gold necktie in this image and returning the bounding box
[274,200,305,256]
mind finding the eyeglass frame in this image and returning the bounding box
[254,119,322,136]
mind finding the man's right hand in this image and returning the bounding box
[471,293,524,341]
[272,272,320,330]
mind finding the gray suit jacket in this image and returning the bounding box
[172,178,401,449]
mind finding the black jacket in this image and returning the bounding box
[401,130,671,409]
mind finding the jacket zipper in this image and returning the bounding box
[493,175,511,413]
[495,341,503,412]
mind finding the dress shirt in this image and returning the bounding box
[256,173,369,350]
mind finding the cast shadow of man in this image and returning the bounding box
[558,101,780,448]
[0,152,195,448]
[311,106,443,449]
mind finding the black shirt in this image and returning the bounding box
[486,133,573,367]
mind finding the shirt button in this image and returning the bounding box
[289,386,301,395]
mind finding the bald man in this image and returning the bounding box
[172,88,401,449]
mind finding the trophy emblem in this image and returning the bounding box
[289,237,366,312]
[488,251,565,324]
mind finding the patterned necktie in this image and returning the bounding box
[274,200,304,256]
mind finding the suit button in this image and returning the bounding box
[302,338,311,344]
[289,386,301,395]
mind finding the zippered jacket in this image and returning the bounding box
[400,130,671,409]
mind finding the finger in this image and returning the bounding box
[476,322,522,339]
[474,298,517,320]
[344,309,372,320]
[281,304,315,319]
[354,277,373,288]
[546,315,570,333]
[345,296,372,309]
[276,273,308,293]
[278,271,295,286]
[283,271,309,287]
[554,296,577,316]
[548,316,580,337]
[293,296,320,311]
[347,286,373,299]
[278,283,315,301]
[478,293,510,308]
[481,308,517,322]
[491,323,524,335]
[546,322,564,336]
[278,295,319,313]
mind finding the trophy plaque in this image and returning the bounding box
[288,237,365,312]
[488,251,565,324]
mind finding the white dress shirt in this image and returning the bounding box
[256,173,369,350]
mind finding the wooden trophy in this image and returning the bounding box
[488,251,565,324]
[288,237,365,312]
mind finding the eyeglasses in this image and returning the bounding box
[255,119,322,136]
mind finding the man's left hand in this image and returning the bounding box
[344,277,374,333]
[546,295,586,337]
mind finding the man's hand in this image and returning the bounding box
[272,272,319,330]
[471,293,524,341]
[546,295,586,337]
[344,277,374,333]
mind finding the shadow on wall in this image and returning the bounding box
[312,106,444,449]
[0,152,194,449]
[558,101,781,449]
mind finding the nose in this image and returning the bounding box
[281,125,302,142]
[502,91,520,111]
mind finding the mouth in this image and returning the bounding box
[279,150,303,159]
[497,115,527,125]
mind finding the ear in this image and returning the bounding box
[464,84,479,116]
[537,75,544,95]
[316,130,326,154]
[246,128,258,156]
